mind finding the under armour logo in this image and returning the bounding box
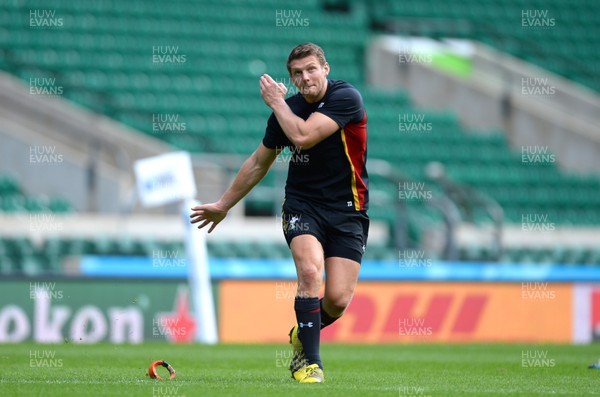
[318,102,325,108]
[299,322,313,328]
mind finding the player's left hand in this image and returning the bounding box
[260,74,287,108]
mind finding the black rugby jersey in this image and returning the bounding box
[263,79,368,212]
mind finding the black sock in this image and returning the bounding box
[295,296,322,369]
[319,298,341,329]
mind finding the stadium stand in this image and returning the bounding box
[368,0,600,92]
[2,233,600,276]
[0,174,72,213]
[0,0,599,273]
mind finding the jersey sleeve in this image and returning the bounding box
[262,113,292,149]
[316,86,364,129]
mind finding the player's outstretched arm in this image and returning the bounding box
[190,143,277,233]
[259,74,339,149]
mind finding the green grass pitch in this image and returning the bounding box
[1,342,598,396]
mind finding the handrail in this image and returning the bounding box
[425,161,504,261]
[368,159,462,257]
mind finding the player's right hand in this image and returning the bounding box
[190,202,228,233]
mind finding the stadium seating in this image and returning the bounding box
[2,234,600,275]
[0,0,599,270]
[0,174,72,213]
[368,0,600,91]
[2,233,600,275]
[0,236,401,275]
[2,0,597,225]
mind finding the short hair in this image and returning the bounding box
[286,43,327,74]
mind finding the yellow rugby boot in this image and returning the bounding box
[294,363,324,383]
[288,325,306,377]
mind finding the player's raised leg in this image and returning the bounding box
[321,257,361,328]
[289,234,325,383]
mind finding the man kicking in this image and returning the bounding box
[190,42,369,383]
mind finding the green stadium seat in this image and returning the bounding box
[48,197,72,213]
[0,256,17,274]
[208,241,236,258]
[0,175,20,196]
[20,255,42,275]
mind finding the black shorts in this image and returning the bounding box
[281,197,369,264]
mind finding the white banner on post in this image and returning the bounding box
[134,151,196,207]
[184,199,218,344]
[134,152,218,344]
